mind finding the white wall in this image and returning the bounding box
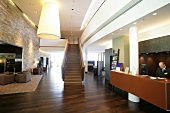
[69,38,78,44]
[50,52,64,67]
[87,53,98,66]
[112,36,129,68]
[138,23,170,42]
[81,0,132,43]
[81,0,170,48]
[40,39,67,46]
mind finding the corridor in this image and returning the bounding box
[0,67,166,113]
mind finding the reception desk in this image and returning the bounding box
[110,71,170,111]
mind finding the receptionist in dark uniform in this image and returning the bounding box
[156,62,170,79]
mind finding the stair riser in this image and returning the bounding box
[65,69,81,70]
[66,62,80,63]
[64,44,82,85]
[64,78,82,80]
[65,70,81,72]
[65,67,81,68]
[64,73,81,75]
[64,80,82,82]
[65,68,81,69]
[65,76,81,80]
[66,61,80,63]
[66,64,80,65]
[66,64,80,66]
[65,71,81,73]
[68,52,79,53]
[64,73,81,76]
[66,66,80,67]
[67,58,79,59]
[64,75,81,77]
[64,83,82,85]
[65,77,81,79]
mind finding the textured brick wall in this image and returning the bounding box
[0,0,50,71]
[139,35,170,54]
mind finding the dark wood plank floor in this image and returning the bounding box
[0,67,168,113]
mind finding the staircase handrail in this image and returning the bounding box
[61,40,69,81]
[78,38,85,81]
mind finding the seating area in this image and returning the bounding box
[15,72,32,83]
[0,71,32,85]
[33,67,47,75]
[0,72,15,85]
[33,68,39,75]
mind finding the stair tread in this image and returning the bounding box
[65,68,81,71]
[66,74,81,77]
[63,44,83,85]
[64,74,82,76]
[65,71,81,74]
[65,72,81,73]
[65,77,81,79]
[64,82,82,83]
[65,77,82,79]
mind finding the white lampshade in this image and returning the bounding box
[37,1,61,39]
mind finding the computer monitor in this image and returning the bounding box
[139,64,148,75]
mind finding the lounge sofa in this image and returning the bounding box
[15,72,32,83]
[0,73,15,85]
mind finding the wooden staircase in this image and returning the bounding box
[64,44,82,85]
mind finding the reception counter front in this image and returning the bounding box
[110,70,170,111]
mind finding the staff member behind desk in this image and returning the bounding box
[156,62,170,79]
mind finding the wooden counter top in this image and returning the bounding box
[110,70,170,111]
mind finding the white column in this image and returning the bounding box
[85,48,88,73]
[128,26,140,102]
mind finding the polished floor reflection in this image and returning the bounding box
[0,67,168,113]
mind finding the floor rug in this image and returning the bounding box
[0,75,42,95]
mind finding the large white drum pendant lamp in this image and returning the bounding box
[37,1,61,39]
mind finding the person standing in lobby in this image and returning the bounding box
[156,62,170,79]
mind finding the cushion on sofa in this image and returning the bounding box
[15,72,32,83]
[0,73,15,85]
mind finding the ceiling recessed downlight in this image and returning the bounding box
[152,13,157,16]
